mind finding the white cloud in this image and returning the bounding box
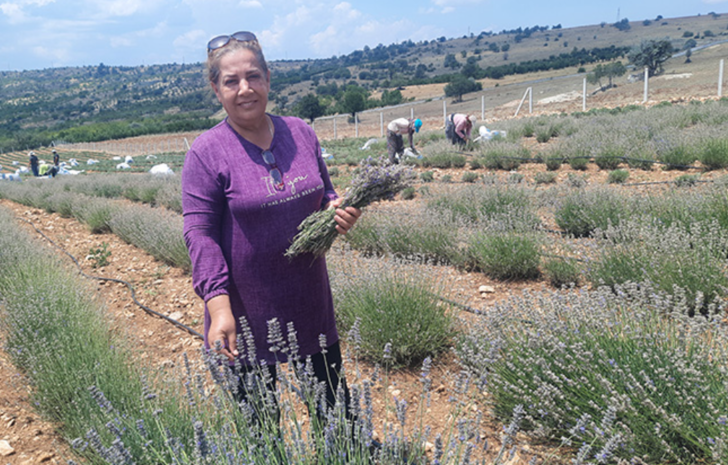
[31,43,72,66]
[0,2,26,22]
[83,0,165,18]
[332,2,360,21]
[430,0,485,13]
[110,36,133,47]
[173,28,206,48]
[238,0,262,7]
[0,0,53,23]
[260,5,313,49]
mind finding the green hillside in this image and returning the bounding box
[1,12,726,153]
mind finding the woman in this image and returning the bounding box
[445,113,476,146]
[181,31,361,416]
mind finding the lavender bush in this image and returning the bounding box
[0,205,496,465]
[418,140,467,169]
[554,186,628,237]
[108,205,191,272]
[588,219,728,315]
[330,255,457,367]
[457,282,728,464]
[465,231,542,280]
[345,206,463,265]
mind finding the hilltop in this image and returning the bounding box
[1,11,727,153]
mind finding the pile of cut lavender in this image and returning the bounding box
[285,157,415,259]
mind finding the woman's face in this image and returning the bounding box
[211,48,270,131]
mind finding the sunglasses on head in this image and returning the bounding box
[207,31,257,53]
[262,150,284,191]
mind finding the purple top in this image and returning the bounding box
[182,115,339,364]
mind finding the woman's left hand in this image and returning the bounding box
[328,198,361,235]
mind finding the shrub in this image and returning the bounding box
[420,141,467,168]
[466,232,542,280]
[477,142,528,170]
[544,155,563,171]
[420,170,434,182]
[607,169,629,184]
[441,174,453,183]
[535,128,552,143]
[534,171,557,184]
[108,206,191,271]
[594,149,622,170]
[457,284,728,464]
[657,144,696,170]
[699,138,728,170]
[345,208,462,265]
[565,173,588,188]
[542,257,580,287]
[555,187,627,237]
[73,197,118,234]
[428,183,538,228]
[461,171,479,183]
[332,258,456,367]
[674,174,699,187]
[507,173,524,184]
[567,156,590,170]
[400,186,416,199]
[588,221,728,315]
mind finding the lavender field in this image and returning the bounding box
[2,100,728,464]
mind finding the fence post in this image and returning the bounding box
[333,117,337,140]
[355,114,359,138]
[514,87,532,117]
[643,67,649,103]
[528,86,533,114]
[719,59,724,97]
[410,107,414,119]
[583,77,587,111]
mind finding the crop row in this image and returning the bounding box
[3,182,728,463]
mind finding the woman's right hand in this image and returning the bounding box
[206,294,239,361]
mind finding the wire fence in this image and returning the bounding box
[311,58,728,141]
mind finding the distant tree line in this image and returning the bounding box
[0,115,216,154]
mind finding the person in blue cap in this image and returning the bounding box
[386,117,422,164]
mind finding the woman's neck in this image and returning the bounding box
[228,114,274,150]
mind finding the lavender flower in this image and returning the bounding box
[285,157,415,259]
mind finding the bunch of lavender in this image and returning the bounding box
[285,157,415,259]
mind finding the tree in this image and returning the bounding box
[613,18,631,31]
[587,61,626,90]
[339,86,367,119]
[683,39,696,63]
[295,94,325,123]
[444,53,460,69]
[444,75,482,102]
[461,61,481,78]
[629,39,674,76]
[380,89,403,106]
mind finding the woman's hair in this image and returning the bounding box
[206,38,269,85]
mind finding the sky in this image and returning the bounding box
[1,0,727,71]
